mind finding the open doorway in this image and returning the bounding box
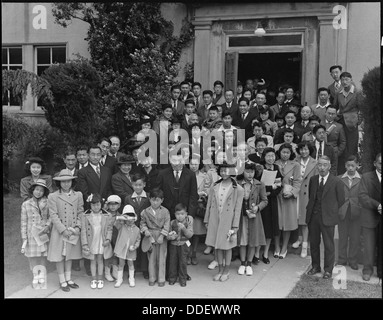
[238,52,301,103]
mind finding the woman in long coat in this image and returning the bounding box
[258,148,283,261]
[204,163,244,282]
[294,141,317,258]
[275,143,302,259]
[47,169,84,292]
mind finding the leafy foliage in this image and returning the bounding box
[2,69,54,106]
[51,2,194,142]
[40,58,108,147]
[360,66,381,172]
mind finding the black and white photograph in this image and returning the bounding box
[2,1,381,304]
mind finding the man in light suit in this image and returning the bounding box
[328,65,343,104]
[359,153,382,281]
[306,155,345,279]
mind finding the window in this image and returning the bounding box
[35,46,66,106]
[2,47,23,107]
[36,46,66,76]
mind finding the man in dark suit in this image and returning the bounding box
[76,145,113,208]
[76,145,89,170]
[359,153,382,281]
[179,80,194,102]
[98,137,118,174]
[219,89,238,117]
[196,90,214,122]
[270,91,289,121]
[108,135,125,161]
[155,152,198,219]
[170,84,185,116]
[273,110,305,144]
[54,148,79,183]
[322,105,347,174]
[76,145,113,276]
[232,97,258,141]
[294,105,312,134]
[284,85,301,106]
[328,65,343,104]
[306,155,345,279]
[192,82,203,110]
[310,124,337,175]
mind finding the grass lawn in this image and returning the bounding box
[288,274,382,298]
[3,192,55,297]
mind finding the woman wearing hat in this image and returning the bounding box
[47,169,84,292]
[111,155,135,201]
[21,179,51,288]
[20,157,53,201]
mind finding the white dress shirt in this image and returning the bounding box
[319,172,330,185]
[377,170,381,183]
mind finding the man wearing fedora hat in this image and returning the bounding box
[111,154,136,202]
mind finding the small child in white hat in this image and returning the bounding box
[113,205,141,287]
[103,195,122,282]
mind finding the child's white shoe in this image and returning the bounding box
[245,266,253,276]
[104,266,114,282]
[208,260,218,270]
[38,270,45,284]
[97,280,104,289]
[90,280,98,289]
[114,270,123,288]
[237,265,246,275]
[301,242,308,258]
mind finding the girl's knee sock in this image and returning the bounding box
[64,271,71,282]
[58,273,66,284]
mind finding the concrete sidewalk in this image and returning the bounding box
[7,249,311,299]
[7,240,381,298]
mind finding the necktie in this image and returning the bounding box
[318,142,323,159]
[137,196,141,206]
[175,171,180,183]
[335,82,340,90]
[96,166,100,178]
[100,157,104,166]
[302,120,306,128]
[348,177,353,188]
[242,113,246,120]
[320,177,324,188]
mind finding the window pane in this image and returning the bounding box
[2,48,7,65]
[229,35,302,47]
[37,47,50,64]
[10,66,22,70]
[52,47,66,64]
[9,48,22,64]
[37,66,49,76]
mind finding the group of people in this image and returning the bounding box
[19,64,381,293]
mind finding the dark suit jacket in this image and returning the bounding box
[170,99,185,116]
[155,166,198,218]
[294,120,311,134]
[76,165,112,206]
[102,154,118,174]
[306,174,345,226]
[232,109,258,141]
[270,103,289,121]
[124,193,151,226]
[141,166,160,194]
[219,100,239,117]
[359,171,381,228]
[196,104,212,122]
[309,142,337,175]
[111,170,134,201]
[273,125,305,145]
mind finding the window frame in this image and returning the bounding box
[2,46,23,108]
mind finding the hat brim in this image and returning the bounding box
[117,160,135,165]
[53,175,77,181]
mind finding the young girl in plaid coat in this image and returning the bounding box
[21,179,51,288]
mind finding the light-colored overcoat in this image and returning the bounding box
[81,209,113,260]
[204,179,244,250]
[47,190,83,262]
[296,156,317,225]
[275,160,302,231]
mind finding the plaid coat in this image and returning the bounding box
[21,197,51,257]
